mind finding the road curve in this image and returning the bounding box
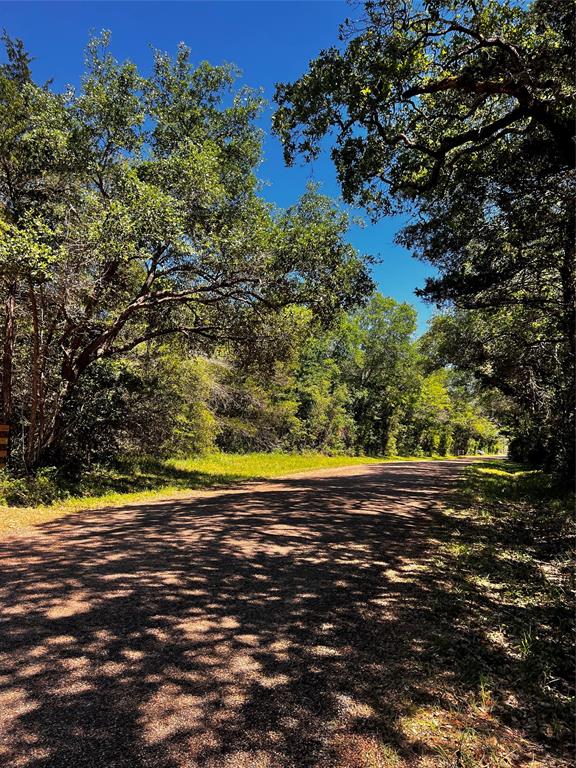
[0,459,477,768]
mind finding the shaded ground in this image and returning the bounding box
[0,460,570,767]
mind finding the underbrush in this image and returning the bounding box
[426,460,575,764]
[0,451,476,511]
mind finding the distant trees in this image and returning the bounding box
[420,310,569,468]
[273,0,575,479]
[338,295,420,455]
[84,294,499,461]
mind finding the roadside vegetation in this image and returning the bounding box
[0,452,381,528]
[401,460,575,767]
[0,451,484,533]
[275,0,574,482]
[0,1,573,765]
[334,460,573,767]
[0,29,512,502]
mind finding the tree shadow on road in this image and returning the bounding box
[0,462,571,767]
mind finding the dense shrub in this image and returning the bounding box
[0,468,64,506]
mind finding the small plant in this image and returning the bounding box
[477,675,495,713]
[374,743,403,768]
[517,626,535,660]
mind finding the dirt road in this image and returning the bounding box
[0,460,481,767]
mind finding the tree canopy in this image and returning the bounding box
[0,30,502,501]
[273,0,575,478]
[0,34,372,467]
[274,0,573,211]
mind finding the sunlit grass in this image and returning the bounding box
[394,461,574,764]
[437,459,575,755]
[167,451,383,477]
[0,487,190,533]
[0,451,493,534]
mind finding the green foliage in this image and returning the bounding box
[0,34,502,483]
[0,34,372,469]
[48,360,147,474]
[273,0,575,479]
[339,294,420,455]
[422,310,570,475]
[0,453,387,511]
[174,294,500,459]
[215,367,301,453]
[0,467,64,506]
[274,0,573,211]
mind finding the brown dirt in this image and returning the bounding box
[0,459,552,767]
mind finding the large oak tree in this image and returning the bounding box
[274,0,575,477]
[0,35,372,467]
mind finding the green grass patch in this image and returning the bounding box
[0,451,473,533]
[167,451,385,479]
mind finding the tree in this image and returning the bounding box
[0,35,373,469]
[402,369,452,455]
[274,0,575,477]
[421,310,560,466]
[338,294,420,455]
[288,323,355,453]
[274,0,573,209]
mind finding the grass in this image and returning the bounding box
[405,459,575,766]
[0,451,473,534]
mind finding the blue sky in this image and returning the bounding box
[2,1,437,331]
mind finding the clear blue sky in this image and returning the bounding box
[2,1,437,332]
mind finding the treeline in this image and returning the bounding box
[46,294,502,470]
[0,35,370,473]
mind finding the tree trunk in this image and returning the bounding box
[27,282,44,468]
[2,284,16,426]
